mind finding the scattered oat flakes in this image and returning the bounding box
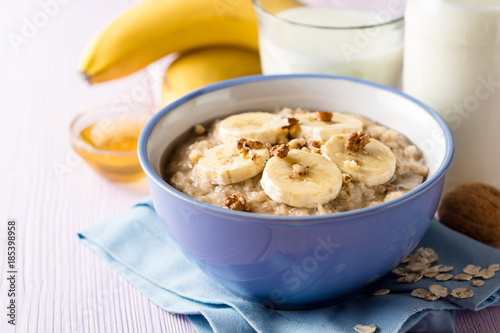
[401,254,414,263]
[417,247,437,258]
[476,268,495,279]
[411,288,439,301]
[429,284,449,297]
[371,289,390,296]
[435,273,453,281]
[454,274,474,281]
[450,288,474,299]
[422,265,442,275]
[488,264,500,272]
[354,324,377,333]
[472,279,485,287]
[397,273,423,283]
[407,262,430,272]
[463,265,481,276]
[424,271,440,278]
[392,267,408,276]
[438,265,454,272]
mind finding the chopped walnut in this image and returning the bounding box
[270,144,290,158]
[307,140,321,149]
[224,194,246,211]
[282,117,300,138]
[192,124,206,136]
[236,138,264,159]
[237,138,264,151]
[289,163,308,179]
[385,183,396,192]
[282,116,299,128]
[342,173,352,183]
[315,111,333,122]
[345,132,371,151]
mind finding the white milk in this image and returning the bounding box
[258,7,404,87]
[403,0,500,189]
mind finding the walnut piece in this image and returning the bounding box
[289,163,308,179]
[345,132,371,151]
[307,140,321,149]
[315,111,333,122]
[282,117,300,138]
[270,144,290,158]
[282,116,299,128]
[237,138,264,151]
[224,194,247,211]
[385,183,396,192]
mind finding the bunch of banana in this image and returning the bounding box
[80,0,259,83]
[192,110,397,208]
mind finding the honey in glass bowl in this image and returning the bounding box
[70,105,153,182]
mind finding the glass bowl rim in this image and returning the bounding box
[251,0,405,30]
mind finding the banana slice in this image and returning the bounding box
[218,112,286,144]
[195,141,269,185]
[322,134,396,187]
[261,149,342,208]
[295,111,363,142]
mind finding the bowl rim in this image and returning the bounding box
[138,74,454,224]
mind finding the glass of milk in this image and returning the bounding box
[403,0,500,189]
[253,0,406,88]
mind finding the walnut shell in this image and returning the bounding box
[438,183,500,247]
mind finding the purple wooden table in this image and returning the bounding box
[1,0,499,332]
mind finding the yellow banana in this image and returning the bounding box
[80,0,258,83]
[161,46,261,105]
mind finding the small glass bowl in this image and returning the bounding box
[70,104,155,182]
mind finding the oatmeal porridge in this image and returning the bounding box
[161,108,428,216]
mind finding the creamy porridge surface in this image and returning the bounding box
[162,108,429,216]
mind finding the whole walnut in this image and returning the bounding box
[438,183,500,247]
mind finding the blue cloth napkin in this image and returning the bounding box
[78,199,500,333]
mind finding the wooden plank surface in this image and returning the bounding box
[0,1,498,332]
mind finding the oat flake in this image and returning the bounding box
[472,280,485,287]
[354,324,377,333]
[371,289,390,296]
[435,273,453,281]
[429,284,449,297]
[450,288,474,299]
[454,274,474,281]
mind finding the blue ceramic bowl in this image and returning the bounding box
[138,75,454,309]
